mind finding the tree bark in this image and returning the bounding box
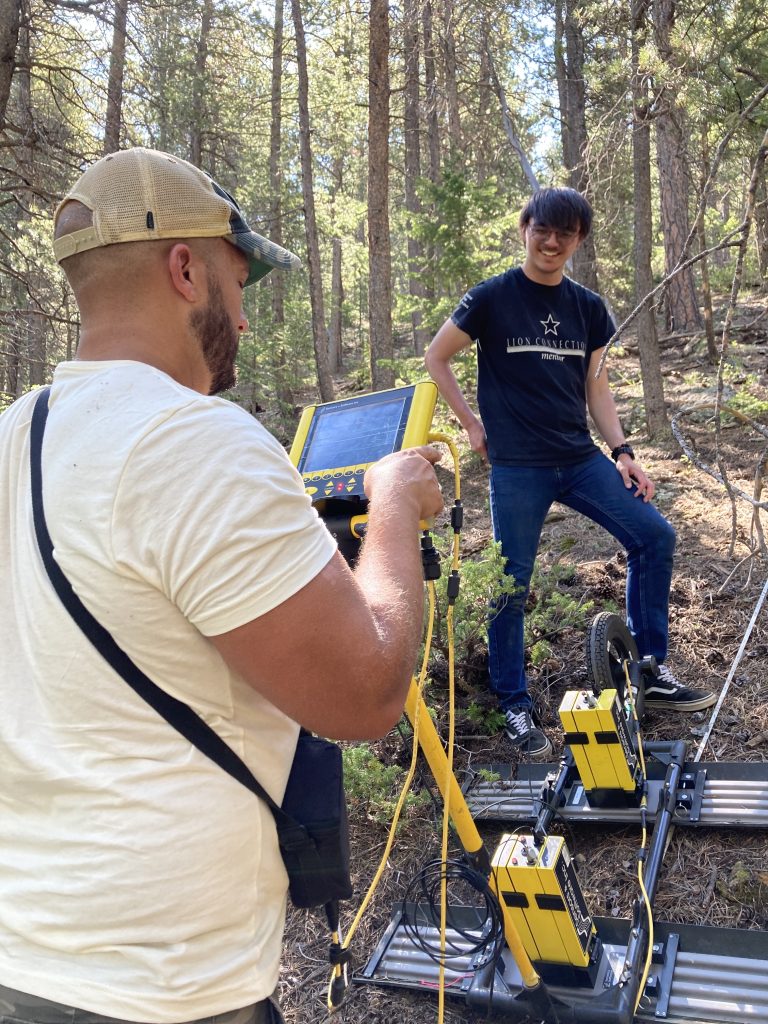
[103,0,127,153]
[367,0,393,390]
[476,25,492,183]
[290,0,334,401]
[421,0,440,185]
[0,0,21,131]
[439,0,461,167]
[268,0,292,409]
[554,0,599,291]
[189,0,213,168]
[403,0,428,353]
[632,0,668,436]
[755,165,768,289]
[328,235,343,373]
[14,13,45,387]
[697,128,717,363]
[652,0,701,331]
[269,0,285,329]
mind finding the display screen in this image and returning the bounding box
[298,392,412,474]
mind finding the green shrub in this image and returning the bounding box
[465,701,507,734]
[428,538,516,677]
[526,561,595,645]
[342,742,428,824]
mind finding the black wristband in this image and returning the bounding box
[611,443,635,462]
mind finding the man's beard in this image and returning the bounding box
[190,277,239,395]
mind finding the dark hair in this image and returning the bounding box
[519,187,593,238]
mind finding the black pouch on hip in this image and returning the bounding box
[276,731,352,908]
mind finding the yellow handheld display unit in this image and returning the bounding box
[289,382,438,501]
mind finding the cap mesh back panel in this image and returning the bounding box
[150,159,230,236]
[81,152,230,242]
[89,155,150,241]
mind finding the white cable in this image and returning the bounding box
[693,574,768,763]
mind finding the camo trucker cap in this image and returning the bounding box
[53,147,301,286]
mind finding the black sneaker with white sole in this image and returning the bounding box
[503,706,553,759]
[643,665,717,711]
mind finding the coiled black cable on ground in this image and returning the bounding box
[400,855,506,973]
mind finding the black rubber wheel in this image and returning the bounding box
[585,612,638,696]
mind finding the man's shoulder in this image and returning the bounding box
[473,266,518,293]
[562,274,607,307]
[0,386,36,423]
[50,362,281,462]
[457,267,518,307]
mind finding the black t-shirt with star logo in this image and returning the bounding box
[451,266,615,466]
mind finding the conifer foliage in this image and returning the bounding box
[0,0,766,426]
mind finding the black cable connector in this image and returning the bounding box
[421,533,441,581]
[447,570,460,605]
[329,943,351,967]
[451,500,463,533]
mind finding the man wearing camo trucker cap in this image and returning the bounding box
[0,148,442,1024]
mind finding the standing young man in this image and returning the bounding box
[426,186,715,759]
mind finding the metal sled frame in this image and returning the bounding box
[355,678,768,1023]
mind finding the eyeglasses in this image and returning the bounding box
[527,224,579,242]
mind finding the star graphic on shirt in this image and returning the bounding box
[540,313,560,336]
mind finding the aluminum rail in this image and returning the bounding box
[464,759,768,829]
[359,911,768,1024]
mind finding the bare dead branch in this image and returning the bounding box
[594,234,741,375]
[671,405,768,511]
[751,451,768,558]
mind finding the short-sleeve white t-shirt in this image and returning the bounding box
[0,362,337,1021]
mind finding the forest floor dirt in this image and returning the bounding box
[279,291,768,1024]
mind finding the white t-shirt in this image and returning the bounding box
[0,362,337,1022]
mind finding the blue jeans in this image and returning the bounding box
[488,451,676,710]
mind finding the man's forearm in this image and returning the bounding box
[426,356,479,431]
[587,389,626,450]
[353,491,425,675]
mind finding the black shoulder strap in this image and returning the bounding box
[29,387,289,822]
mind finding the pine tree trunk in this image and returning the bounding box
[555,0,599,291]
[14,16,45,387]
[268,0,293,409]
[476,30,492,183]
[189,0,213,168]
[422,0,440,186]
[403,0,428,353]
[328,236,343,373]
[697,129,718,363]
[367,0,394,390]
[439,0,461,167]
[290,0,334,402]
[103,0,128,154]
[0,0,21,131]
[653,0,701,331]
[269,0,285,329]
[755,168,768,289]
[632,0,668,436]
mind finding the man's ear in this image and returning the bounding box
[168,242,205,303]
